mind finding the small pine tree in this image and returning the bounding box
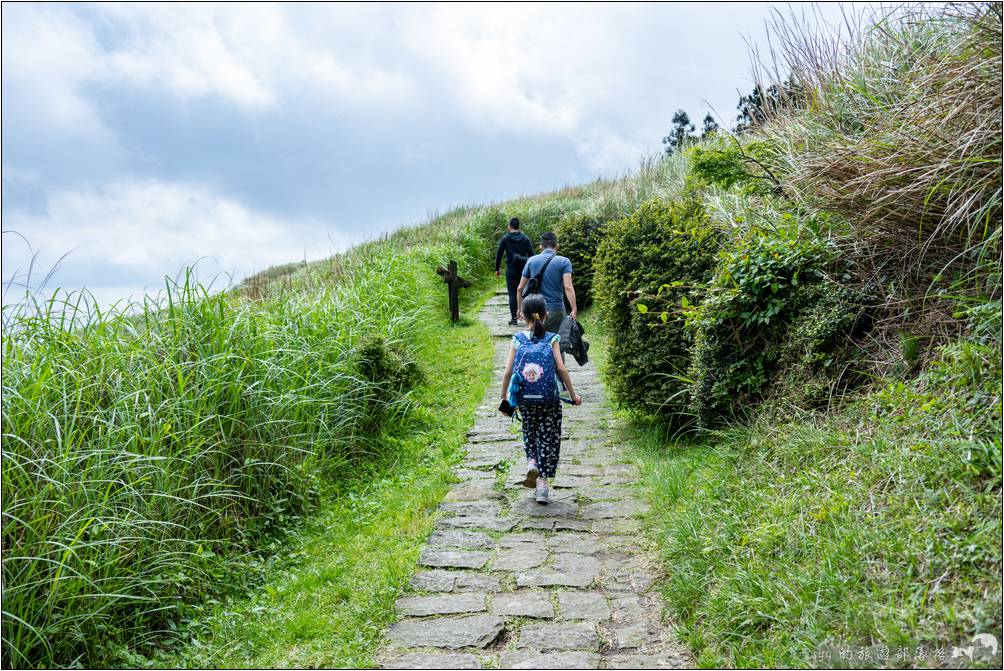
[662,109,697,155]
[734,78,803,134]
[701,113,719,138]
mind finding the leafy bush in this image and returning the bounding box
[553,211,611,308]
[593,198,719,421]
[688,223,871,426]
[688,141,777,195]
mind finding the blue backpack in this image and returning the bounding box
[507,332,559,408]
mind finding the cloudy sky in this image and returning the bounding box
[2,2,851,305]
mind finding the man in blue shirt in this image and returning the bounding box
[517,231,577,336]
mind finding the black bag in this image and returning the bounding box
[520,254,555,298]
[558,315,590,366]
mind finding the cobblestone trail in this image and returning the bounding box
[378,290,692,669]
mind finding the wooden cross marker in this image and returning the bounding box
[436,260,471,322]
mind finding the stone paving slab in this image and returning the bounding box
[467,432,520,443]
[492,546,548,571]
[519,519,555,531]
[382,652,482,669]
[410,569,503,594]
[557,591,610,621]
[427,530,496,550]
[396,593,487,616]
[410,570,458,592]
[500,651,600,669]
[611,619,659,649]
[386,614,504,649]
[378,299,691,669]
[436,516,516,532]
[545,533,602,554]
[490,591,555,619]
[581,501,648,520]
[419,548,491,569]
[454,469,497,483]
[517,621,598,651]
[601,653,690,669]
[578,486,632,501]
[590,518,641,534]
[440,500,503,517]
[463,448,509,469]
[553,519,592,532]
[512,498,578,518]
[456,572,502,593]
[445,482,502,502]
[516,568,596,589]
[609,594,647,621]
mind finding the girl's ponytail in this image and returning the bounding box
[522,294,548,340]
[530,313,545,340]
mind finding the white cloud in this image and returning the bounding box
[2,3,420,118]
[1,6,109,136]
[97,3,296,110]
[575,126,650,175]
[2,3,665,169]
[3,2,803,172]
[2,2,867,306]
[3,179,349,297]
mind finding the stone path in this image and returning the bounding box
[377,289,692,670]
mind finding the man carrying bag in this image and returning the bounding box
[516,231,577,338]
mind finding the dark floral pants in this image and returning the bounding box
[521,402,562,478]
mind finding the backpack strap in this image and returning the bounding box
[533,254,556,284]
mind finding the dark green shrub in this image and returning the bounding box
[593,198,720,421]
[689,225,871,426]
[356,335,423,435]
[553,212,611,308]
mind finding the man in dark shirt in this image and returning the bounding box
[495,217,535,325]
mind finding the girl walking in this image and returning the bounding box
[500,294,582,504]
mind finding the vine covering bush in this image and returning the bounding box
[688,141,777,195]
[688,224,871,426]
[593,197,719,421]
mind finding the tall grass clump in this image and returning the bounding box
[1,246,438,668]
[755,3,1002,282]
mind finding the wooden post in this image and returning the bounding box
[436,260,471,322]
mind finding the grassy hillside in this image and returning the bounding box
[157,300,495,668]
[0,162,678,667]
[3,2,1000,668]
[581,308,1001,667]
[583,4,1002,667]
[0,231,481,666]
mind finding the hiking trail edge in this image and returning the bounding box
[377,288,693,669]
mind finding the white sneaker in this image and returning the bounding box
[535,480,549,504]
[523,461,539,489]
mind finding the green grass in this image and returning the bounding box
[585,313,1003,668]
[6,6,1000,660]
[1,230,494,667]
[158,295,494,668]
